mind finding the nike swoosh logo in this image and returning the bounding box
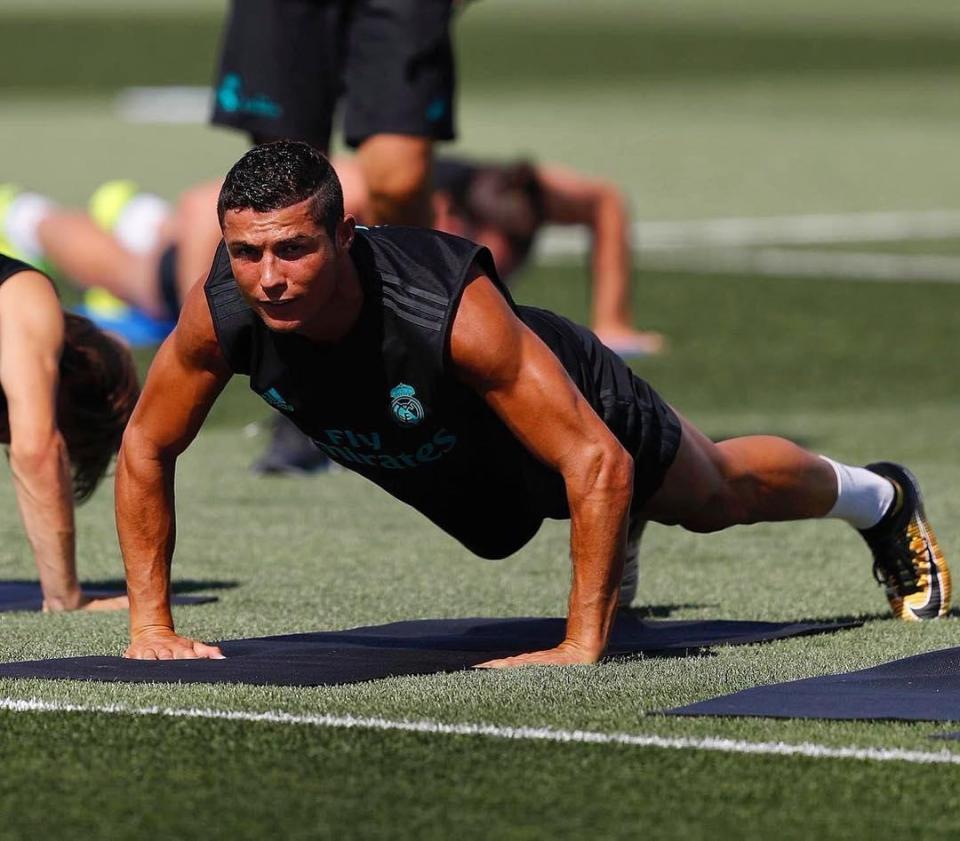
[909,517,941,620]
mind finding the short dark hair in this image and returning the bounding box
[453,161,545,271]
[217,141,345,238]
[57,315,140,502]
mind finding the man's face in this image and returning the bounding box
[222,197,354,334]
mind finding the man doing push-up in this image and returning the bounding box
[116,142,949,666]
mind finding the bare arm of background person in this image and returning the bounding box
[0,271,125,611]
[450,270,634,668]
[117,279,232,659]
[535,165,663,353]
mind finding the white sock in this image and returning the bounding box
[4,193,56,261]
[112,193,170,254]
[821,456,896,530]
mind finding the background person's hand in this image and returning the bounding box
[43,591,130,612]
[124,628,224,660]
[79,593,130,611]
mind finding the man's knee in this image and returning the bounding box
[370,173,428,208]
[358,136,432,225]
[678,471,763,533]
[366,164,430,219]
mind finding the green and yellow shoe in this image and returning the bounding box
[85,180,140,315]
[0,183,23,258]
[88,179,139,233]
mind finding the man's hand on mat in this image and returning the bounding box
[124,629,225,660]
[474,640,603,669]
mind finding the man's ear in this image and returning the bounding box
[337,214,357,251]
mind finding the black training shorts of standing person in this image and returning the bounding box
[210,0,457,149]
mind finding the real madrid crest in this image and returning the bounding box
[389,383,424,426]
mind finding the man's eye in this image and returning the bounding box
[279,244,306,259]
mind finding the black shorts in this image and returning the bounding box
[435,378,683,561]
[210,0,457,149]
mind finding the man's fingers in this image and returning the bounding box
[193,642,225,660]
[123,636,223,661]
[474,646,599,669]
[474,655,529,669]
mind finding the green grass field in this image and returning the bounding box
[3,2,960,839]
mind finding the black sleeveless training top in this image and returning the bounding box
[204,226,665,535]
[0,253,49,288]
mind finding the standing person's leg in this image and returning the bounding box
[639,412,950,620]
[356,135,434,226]
[344,0,457,226]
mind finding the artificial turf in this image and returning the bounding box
[2,1,960,836]
[0,264,957,840]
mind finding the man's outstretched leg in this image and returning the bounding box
[640,412,950,620]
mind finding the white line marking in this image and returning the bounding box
[1,696,957,766]
[535,210,960,257]
[636,211,960,249]
[115,86,212,124]
[636,247,960,283]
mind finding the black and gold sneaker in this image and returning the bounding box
[859,462,950,621]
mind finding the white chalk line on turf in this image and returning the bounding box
[534,209,960,258]
[2,696,958,767]
[635,247,960,284]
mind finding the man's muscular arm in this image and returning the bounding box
[450,271,634,668]
[0,272,86,610]
[117,279,232,659]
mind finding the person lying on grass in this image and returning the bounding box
[1,151,661,357]
[0,254,139,611]
[117,141,949,666]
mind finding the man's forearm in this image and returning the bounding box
[115,439,178,634]
[10,436,81,609]
[564,454,634,657]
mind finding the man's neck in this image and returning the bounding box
[299,251,365,343]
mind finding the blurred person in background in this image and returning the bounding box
[0,253,140,611]
[0,152,660,353]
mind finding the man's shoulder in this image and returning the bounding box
[201,240,252,324]
[0,257,62,339]
[195,241,255,375]
[202,240,234,289]
[360,224,481,256]
[359,225,494,291]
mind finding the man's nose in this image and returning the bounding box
[260,257,287,297]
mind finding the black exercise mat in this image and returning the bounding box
[0,614,856,687]
[666,646,960,722]
[0,581,216,613]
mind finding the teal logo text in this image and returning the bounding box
[260,387,294,412]
[217,74,283,119]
